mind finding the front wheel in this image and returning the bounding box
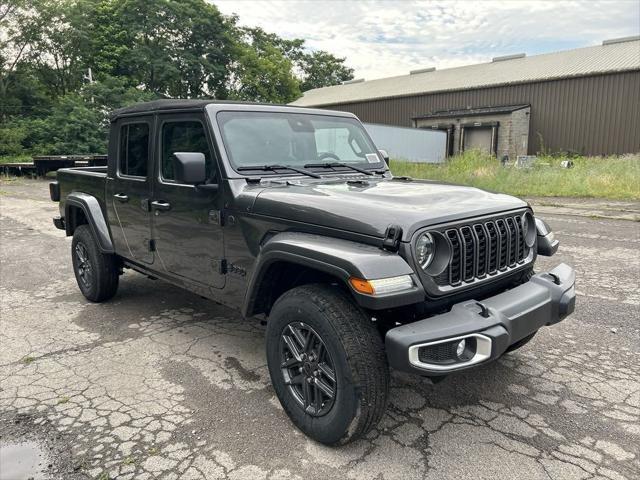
[266,284,389,445]
[71,225,119,302]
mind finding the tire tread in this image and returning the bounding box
[270,284,389,444]
[72,225,119,302]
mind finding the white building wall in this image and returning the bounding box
[364,123,446,163]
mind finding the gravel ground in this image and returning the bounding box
[1,178,638,480]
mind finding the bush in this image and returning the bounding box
[390,150,640,200]
[0,125,27,156]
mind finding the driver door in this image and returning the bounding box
[150,113,225,289]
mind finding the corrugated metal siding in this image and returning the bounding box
[293,40,640,107]
[321,72,640,155]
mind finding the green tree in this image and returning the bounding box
[20,0,87,97]
[0,124,27,156]
[86,0,234,97]
[1,0,41,121]
[237,27,353,96]
[21,94,105,154]
[228,43,300,104]
[298,50,354,92]
[20,76,157,154]
[0,0,355,157]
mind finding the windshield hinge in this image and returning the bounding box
[382,225,402,252]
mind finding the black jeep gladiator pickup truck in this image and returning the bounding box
[51,99,575,445]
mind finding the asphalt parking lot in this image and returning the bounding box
[1,178,638,480]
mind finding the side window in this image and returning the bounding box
[119,123,149,178]
[161,120,214,182]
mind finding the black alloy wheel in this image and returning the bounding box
[74,242,93,290]
[280,322,337,417]
[71,225,119,302]
[266,284,389,445]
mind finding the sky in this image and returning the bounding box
[212,0,640,81]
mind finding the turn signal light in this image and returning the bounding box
[349,277,375,295]
[349,275,413,295]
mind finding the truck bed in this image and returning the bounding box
[56,167,108,218]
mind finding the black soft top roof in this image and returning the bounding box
[110,99,286,120]
[110,98,358,122]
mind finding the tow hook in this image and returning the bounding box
[547,272,561,285]
[475,302,491,318]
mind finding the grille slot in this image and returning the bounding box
[515,215,526,262]
[460,226,475,281]
[506,217,518,264]
[485,221,498,273]
[496,219,509,270]
[433,214,531,287]
[446,229,462,285]
[473,224,487,277]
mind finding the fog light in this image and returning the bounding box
[456,339,466,358]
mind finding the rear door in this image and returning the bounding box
[150,113,225,288]
[106,117,154,264]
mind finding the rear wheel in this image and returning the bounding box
[266,284,389,445]
[71,225,119,302]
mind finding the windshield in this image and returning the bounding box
[216,111,383,171]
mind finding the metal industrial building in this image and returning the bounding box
[292,37,640,158]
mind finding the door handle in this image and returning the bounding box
[150,200,171,211]
[113,193,129,202]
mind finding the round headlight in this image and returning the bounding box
[522,212,536,248]
[416,233,435,269]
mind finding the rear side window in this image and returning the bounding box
[161,121,214,181]
[119,123,149,178]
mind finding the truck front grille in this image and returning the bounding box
[434,214,530,286]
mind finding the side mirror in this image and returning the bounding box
[173,152,207,185]
[378,149,390,165]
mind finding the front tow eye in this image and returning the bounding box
[475,302,491,318]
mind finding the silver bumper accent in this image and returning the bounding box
[407,333,492,372]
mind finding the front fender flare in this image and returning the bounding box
[243,232,423,315]
[65,192,114,253]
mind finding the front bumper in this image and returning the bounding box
[385,263,576,375]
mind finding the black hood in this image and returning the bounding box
[251,177,528,241]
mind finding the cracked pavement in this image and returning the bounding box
[1,178,638,480]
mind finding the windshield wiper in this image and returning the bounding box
[237,164,321,179]
[304,162,374,176]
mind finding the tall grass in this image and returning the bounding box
[390,151,640,200]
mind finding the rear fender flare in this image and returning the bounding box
[65,192,114,253]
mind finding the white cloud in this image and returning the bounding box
[212,0,640,80]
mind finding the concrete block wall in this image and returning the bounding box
[415,106,530,160]
[510,107,531,159]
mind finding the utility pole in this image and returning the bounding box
[83,68,95,103]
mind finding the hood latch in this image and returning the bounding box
[382,224,402,252]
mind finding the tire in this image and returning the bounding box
[71,224,119,302]
[266,284,389,445]
[505,331,537,353]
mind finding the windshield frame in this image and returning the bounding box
[206,105,386,179]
